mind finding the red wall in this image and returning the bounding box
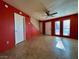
[0,0,40,52]
[40,14,78,39]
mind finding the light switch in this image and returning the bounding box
[6,41,9,44]
[29,23,30,24]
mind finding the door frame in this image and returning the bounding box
[14,13,26,45]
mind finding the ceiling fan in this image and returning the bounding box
[39,1,58,17]
[43,8,58,16]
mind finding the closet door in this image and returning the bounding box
[14,13,25,45]
[45,22,51,35]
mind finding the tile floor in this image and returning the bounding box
[0,36,78,59]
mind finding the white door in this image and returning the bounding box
[45,22,51,35]
[14,13,25,45]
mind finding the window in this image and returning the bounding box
[63,19,70,36]
[55,21,60,35]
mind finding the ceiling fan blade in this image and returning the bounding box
[50,12,58,15]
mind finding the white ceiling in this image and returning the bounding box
[3,0,78,20]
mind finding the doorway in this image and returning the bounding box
[45,22,51,35]
[14,13,26,45]
[55,21,60,35]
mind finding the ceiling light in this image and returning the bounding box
[19,12,22,14]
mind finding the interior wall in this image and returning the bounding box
[39,22,43,34]
[0,0,40,52]
[40,14,78,39]
[30,17,39,30]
